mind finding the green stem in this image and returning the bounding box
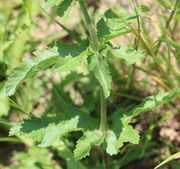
[100,89,108,132]
[77,0,99,51]
[155,0,179,53]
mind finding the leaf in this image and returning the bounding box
[57,0,73,21]
[0,84,10,116]
[131,88,180,118]
[56,141,88,169]
[104,9,137,30]
[5,40,88,96]
[96,15,132,42]
[45,0,64,8]
[5,49,59,96]
[12,147,62,169]
[154,152,180,169]
[106,89,180,155]
[106,108,140,155]
[10,107,99,148]
[111,46,144,64]
[89,54,112,98]
[74,130,104,160]
[53,55,85,72]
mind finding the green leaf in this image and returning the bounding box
[74,130,104,160]
[10,108,99,147]
[131,88,180,118]
[57,0,73,21]
[45,0,64,8]
[106,89,180,155]
[53,54,86,72]
[96,18,131,42]
[56,141,88,169]
[11,147,62,169]
[0,84,10,116]
[89,54,112,98]
[5,49,59,96]
[106,108,140,155]
[155,152,180,169]
[52,40,89,72]
[111,46,144,64]
[5,41,88,96]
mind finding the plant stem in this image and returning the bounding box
[77,0,99,51]
[102,149,109,169]
[100,88,108,132]
[155,0,179,53]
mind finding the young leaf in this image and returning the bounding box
[74,130,104,160]
[111,46,144,64]
[57,0,73,20]
[89,54,112,98]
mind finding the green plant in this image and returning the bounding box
[1,0,180,168]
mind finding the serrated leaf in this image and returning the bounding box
[5,41,88,96]
[104,9,137,30]
[10,107,99,147]
[5,49,59,96]
[74,130,104,160]
[111,46,144,64]
[57,0,73,21]
[89,54,112,98]
[106,89,180,155]
[45,0,64,8]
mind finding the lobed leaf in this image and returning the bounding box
[74,130,104,160]
[106,89,180,155]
